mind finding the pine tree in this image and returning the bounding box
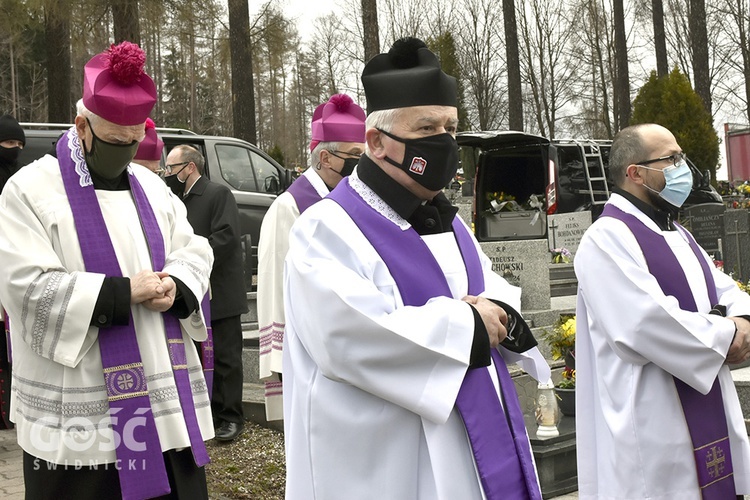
[631,68,719,180]
[426,32,467,131]
[268,144,285,167]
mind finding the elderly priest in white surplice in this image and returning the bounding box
[0,41,214,500]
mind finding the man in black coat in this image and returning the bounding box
[164,144,248,441]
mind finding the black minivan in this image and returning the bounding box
[458,130,723,242]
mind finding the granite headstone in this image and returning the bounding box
[479,239,551,311]
[681,203,725,256]
[547,212,592,256]
[723,209,750,282]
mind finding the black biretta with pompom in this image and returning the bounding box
[361,37,457,112]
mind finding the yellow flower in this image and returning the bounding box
[541,314,576,361]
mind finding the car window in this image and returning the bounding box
[250,151,281,193]
[216,144,259,191]
[18,131,64,167]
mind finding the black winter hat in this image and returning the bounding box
[0,115,25,145]
[361,37,457,112]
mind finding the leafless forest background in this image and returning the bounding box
[2,0,750,171]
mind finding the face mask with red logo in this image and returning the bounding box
[378,128,458,191]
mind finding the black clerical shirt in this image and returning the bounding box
[614,187,678,231]
[88,167,197,328]
[357,155,499,366]
[357,154,459,235]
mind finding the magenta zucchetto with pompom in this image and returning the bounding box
[309,94,366,151]
[134,118,164,161]
[82,41,157,126]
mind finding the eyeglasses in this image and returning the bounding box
[329,150,362,160]
[636,152,686,168]
[164,161,189,176]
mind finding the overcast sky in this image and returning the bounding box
[240,0,734,179]
[248,0,337,42]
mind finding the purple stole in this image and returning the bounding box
[3,309,9,363]
[200,294,214,398]
[328,179,541,500]
[262,173,321,401]
[286,173,322,213]
[602,204,736,499]
[57,130,209,500]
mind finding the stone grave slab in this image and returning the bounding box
[681,203,725,256]
[723,209,750,282]
[547,212,592,257]
[455,199,473,228]
[479,239,551,311]
[526,414,578,499]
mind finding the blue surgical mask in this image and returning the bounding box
[640,160,693,207]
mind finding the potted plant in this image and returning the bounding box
[541,314,576,416]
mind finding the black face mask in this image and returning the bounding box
[84,118,139,180]
[334,157,359,178]
[379,129,459,191]
[0,146,21,165]
[164,173,186,197]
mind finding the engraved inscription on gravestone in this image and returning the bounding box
[490,254,523,287]
[547,212,592,256]
[479,240,550,311]
[681,203,725,255]
[723,209,750,283]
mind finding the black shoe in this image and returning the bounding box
[214,421,242,442]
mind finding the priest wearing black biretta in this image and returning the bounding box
[281,37,550,500]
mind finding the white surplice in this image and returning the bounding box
[0,155,215,465]
[283,172,550,500]
[257,167,330,421]
[575,193,750,499]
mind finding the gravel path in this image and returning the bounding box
[206,421,286,499]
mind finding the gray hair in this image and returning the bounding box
[172,144,205,174]
[609,124,652,187]
[76,99,102,128]
[75,98,145,142]
[364,109,401,156]
[311,141,340,167]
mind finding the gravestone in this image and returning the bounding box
[526,414,577,499]
[681,203,725,256]
[455,198,473,229]
[461,178,474,197]
[479,239,551,311]
[547,212,592,257]
[723,209,750,283]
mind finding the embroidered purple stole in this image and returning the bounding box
[602,204,735,499]
[200,294,214,399]
[57,129,209,500]
[328,179,541,500]
[286,174,322,214]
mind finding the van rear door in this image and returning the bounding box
[457,131,552,241]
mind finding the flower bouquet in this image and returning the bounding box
[541,314,577,415]
[551,247,572,264]
[485,192,545,214]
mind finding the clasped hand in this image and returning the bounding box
[130,270,176,312]
[728,317,750,364]
[462,295,508,348]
